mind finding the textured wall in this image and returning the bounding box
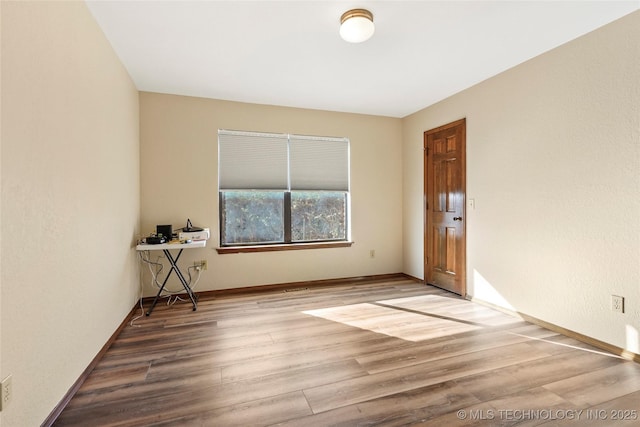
[1,2,140,425]
[403,11,640,354]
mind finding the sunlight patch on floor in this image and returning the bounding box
[303,302,482,342]
[508,332,623,359]
[378,294,522,327]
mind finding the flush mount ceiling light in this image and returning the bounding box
[340,9,375,43]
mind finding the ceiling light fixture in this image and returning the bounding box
[340,9,375,43]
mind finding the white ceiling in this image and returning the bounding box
[86,1,639,118]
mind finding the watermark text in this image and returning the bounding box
[456,409,638,422]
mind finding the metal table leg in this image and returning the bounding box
[145,249,198,316]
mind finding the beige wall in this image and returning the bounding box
[139,93,403,293]
[0,1,3,425]
[1,2,637,425]
[403,11,640,354]
[1,2,140,426]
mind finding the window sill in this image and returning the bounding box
[216,241,354,254]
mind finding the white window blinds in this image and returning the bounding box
[218,130,349,191]
[289,135,349,191]
[218,131,289,190]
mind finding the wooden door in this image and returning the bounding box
[424,119,466,296]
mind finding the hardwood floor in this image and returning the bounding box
[54,277,640,426]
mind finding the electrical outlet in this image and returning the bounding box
[1,375,12,411]
[612,295,624,313]
[194,259,208,271]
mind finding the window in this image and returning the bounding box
[218,130,350,247]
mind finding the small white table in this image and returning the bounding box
[136,240,207,316]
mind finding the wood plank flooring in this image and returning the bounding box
[53,277,640,426]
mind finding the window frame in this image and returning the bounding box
[217,130,352,252]
[216,240,353,254]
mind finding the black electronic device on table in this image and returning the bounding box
[145,236,166,245]
[156,224,173,241]
[181,218,203,232]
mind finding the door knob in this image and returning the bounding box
[453,217,463,221]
